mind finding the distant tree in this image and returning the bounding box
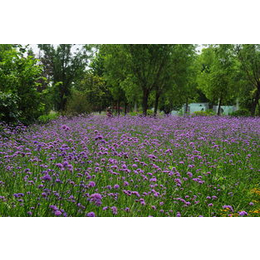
[158,44,198,115]
[235,44,260,116]
[197,45,238,115]
[75,71,112,113]
[38,44,90,111]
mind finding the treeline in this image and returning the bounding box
[0,44,260,124]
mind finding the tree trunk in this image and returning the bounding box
[217,96,222,116]
[124,101,127,115]
[154,92,160,117]
[117,100,120,116]
[185,98,189,115]
[251,89,260,116]
[134,102,137,112]
[142,89,149,116]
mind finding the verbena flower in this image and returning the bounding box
[86,212,96,217]
[238,211,248,216]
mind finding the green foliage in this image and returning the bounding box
[192,110,215,116]
[236,44,260,116]
[0,91,20,122]
[76,72,112,112]
[229,109,251,117]
[0,45,44,124]
[37,111,59,124]
[65,90,92,115]
[197,45,239,115]
[38,44,91,111]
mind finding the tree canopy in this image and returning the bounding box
[0,43,260,124]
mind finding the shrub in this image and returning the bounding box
[65,91,92,115]
[0,92,21,123]
[192,110,215,116]
[229,109,251,117]
[37,111,59,124]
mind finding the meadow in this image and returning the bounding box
[0,115,259,217]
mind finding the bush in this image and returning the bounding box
[37,111,59,124]
[229,109,251,117]
[65,91,92,115]
[0,92,21,123]
[192,110,215,116]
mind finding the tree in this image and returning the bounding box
[236,44,260,116]
[75,71,112,113]
[197,45,238,115]
[38,44,90,111]
[0,45,44,123]
[157,44,198,115]
[98,44,130,115]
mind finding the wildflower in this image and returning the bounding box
[238,211,248,216]
[208,203,213,207]
[249,202,254,206]
[187,172,193,178]
[222,205,234,212]
[174,178,182,186]
[49,205,58,211]
[88,181,96,187]
[111,206,118,215]
[86,212,96,217]
[90,193,102,206]
[55,210,62,216]
[176,212,181,217]
[42,174,51,181]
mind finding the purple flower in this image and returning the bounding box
[55,210,62,216]
[50,205,58,211]
[174,178,182,186]
[176,212,181,217]
[56,163,63,169]
[90,193,102,200]
[42,174,51,181]
[114,184,120,189]
[249,202,254,206]
[86,212,96,217]
[208,203,213,207]
[238,211,248,216]
[89,181,96,187]
[187,172,193,178]
[222,205,234,212]
[111,206,118,215]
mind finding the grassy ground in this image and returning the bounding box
[0,115,259,217]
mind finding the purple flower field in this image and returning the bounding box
[0,115,260,217]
